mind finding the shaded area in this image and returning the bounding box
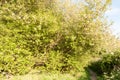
[87,52,120,80]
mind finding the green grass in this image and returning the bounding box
[1,73,76,80]
[0,69,91,80]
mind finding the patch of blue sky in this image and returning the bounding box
[106,0,120,37]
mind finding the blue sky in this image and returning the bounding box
[106,0,120,37]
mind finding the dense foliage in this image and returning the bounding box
[1,0,120,78]
[88,50,120,80]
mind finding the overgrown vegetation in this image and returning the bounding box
[0,0,120,80]
[88,50,120,80]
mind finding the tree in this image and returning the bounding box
[1,0,118,75]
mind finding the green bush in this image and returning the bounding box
[88,51,120,76]
[0,47,34,75]
[0,0,113,76]
[33,51,83,73]
[0,1,61,75]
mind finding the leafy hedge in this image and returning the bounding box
[88,51,120,79]
[0,38,33,75]
[0,0,113,76]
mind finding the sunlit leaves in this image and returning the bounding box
[0,0,118,76]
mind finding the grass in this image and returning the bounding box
[0,69,91,80]
[1,73,76,80]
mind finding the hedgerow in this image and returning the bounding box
[0,0,117,76]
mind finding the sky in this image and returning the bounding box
[106,0,120,38]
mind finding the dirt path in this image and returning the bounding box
[88,68,97,80]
